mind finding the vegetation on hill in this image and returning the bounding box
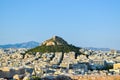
[26,44,80,54]
[26,36,81,54]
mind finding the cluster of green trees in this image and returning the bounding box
[26,44,80,54]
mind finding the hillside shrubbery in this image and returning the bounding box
[26,44,80,54]
[26,36,81,54]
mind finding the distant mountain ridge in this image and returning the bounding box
[0,41,39,48]
[85,47,111,51]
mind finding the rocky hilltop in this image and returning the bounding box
[42,36,68,46]
[26,36,80,54]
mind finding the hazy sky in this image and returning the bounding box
[0,0,120,49]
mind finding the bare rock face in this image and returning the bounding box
[46,41,55,46]
[42,36,68,46]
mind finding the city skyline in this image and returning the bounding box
[0,0,120,49]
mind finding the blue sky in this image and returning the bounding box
[0,0,120,49]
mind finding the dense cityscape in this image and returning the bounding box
[0,36,120,80]
[1,0,120,80]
